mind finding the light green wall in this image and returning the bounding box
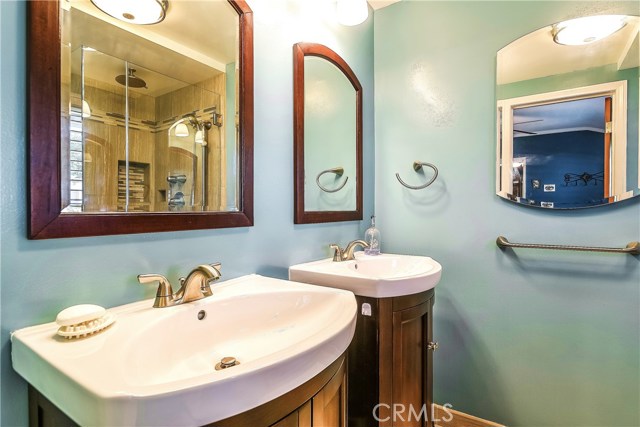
[4,1,639,426]
[375,2,639,426]
[497,64,639,100]
[0,1,375,425]
[0,2,4,422]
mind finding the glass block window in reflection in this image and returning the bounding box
[66,106,84,212]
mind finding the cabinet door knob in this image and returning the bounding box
[427,341,439,351]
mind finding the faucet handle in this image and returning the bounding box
[210,262,222,275]
[138,274,174,308]
[329,244,344,262]
[201,263,222,297]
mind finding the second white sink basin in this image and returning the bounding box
[289,252,442,298]
[11,274,356,426]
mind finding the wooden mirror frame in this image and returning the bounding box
[28,0,253,239]
[293,43,363,224]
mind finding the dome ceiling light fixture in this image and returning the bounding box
[90,0,168,25]
[552,15,627,46]
[81,100,92,118]
[174,123,190,137]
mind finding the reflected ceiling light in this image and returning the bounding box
[553,15,627,46]
[175,123,189,137]
[337,0,368,26]
[90,0,168,25]
[81,100,91,118]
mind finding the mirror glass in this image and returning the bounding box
[304,56,357,212]
[61,0,240,213]
[496,15,639,209]
[293,43,362,224]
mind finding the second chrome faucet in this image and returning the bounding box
[138,263,222,308]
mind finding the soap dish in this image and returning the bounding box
[56,304,116,339]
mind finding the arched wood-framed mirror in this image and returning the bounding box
[293,43,363,224]
[28,0,253,239]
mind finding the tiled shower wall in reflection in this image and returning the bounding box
[70,62,227,212]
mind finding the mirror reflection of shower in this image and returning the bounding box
[167,114,214,211]
[72,45,228,213]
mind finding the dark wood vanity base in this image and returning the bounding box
[212,353,347,427]
[348,290,435,427]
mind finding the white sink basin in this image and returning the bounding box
[289,253,442,298]
[11,274,356,426]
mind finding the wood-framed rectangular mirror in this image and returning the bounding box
[28,0,253,239]
[293,43,363,224]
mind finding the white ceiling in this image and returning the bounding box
[368,0,401,11]
[67,0,401,96]
[498,16,640,85]
[71,0,238,68]
[513,97,606,137]
[67,0,236,96]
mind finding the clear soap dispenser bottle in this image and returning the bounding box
[364,215,381,255]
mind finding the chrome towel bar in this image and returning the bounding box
[496,236,640,255]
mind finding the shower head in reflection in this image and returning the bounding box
[115,68,147,89]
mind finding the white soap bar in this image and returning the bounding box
[56,304,106,327]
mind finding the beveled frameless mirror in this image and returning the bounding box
[496,14,639,209]
[293,43,363,224]
[28,0,253,239]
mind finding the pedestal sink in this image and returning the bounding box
[289,252,442,297]
[11,275,356,426]
[290,252,442,427]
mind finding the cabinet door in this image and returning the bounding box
[392,299,433,427]
[312,358,347,427]
[29,386,78,427]
[270,401,311,427]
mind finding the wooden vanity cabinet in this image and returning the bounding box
[349,289,435,427]
[28,386,77,427]
[29,354,347,427]
[272,356,347,427]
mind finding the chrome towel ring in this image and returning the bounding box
[316,167,349,193]
[396,161,438,190]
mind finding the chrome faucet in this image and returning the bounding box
[138,263,222,308]
[330,240,370,262]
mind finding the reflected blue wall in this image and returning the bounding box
[515,131,605,208]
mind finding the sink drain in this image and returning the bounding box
[215,356,240,371]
